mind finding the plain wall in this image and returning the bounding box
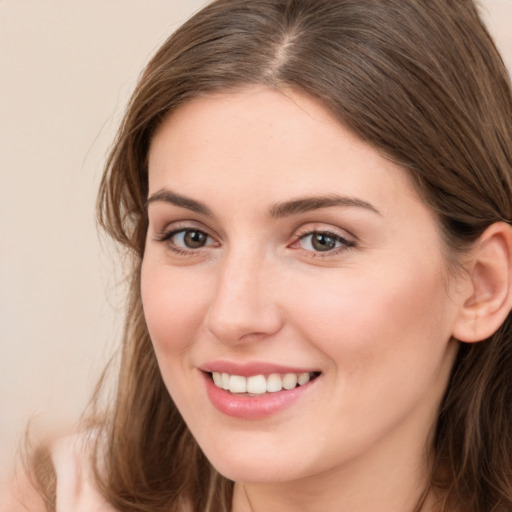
[1,0,511,480]
[0,0,209,479]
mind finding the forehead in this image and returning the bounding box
[147,86,422,216]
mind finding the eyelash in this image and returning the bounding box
[293,230,355,257]
[154,227,355,258]
[155,227,218,256]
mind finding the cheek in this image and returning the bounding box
[285,265,457,451]
[287,263,455,375]
[140,262,209,359]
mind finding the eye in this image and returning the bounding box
[157,228,218,252]
[295,230,354,254]
[173,229,210,249]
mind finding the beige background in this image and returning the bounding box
[1,0,511,481]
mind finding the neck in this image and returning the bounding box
[233,469,434,512]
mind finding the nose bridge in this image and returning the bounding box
[205,245,282,344]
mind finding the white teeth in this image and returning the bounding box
[212,372,222,387]
[266,373,283,393]
[247,375,267,394]
[298,372,310,386]
[229,374,247,393]
[210,371,316,394]
[282,373,298,390]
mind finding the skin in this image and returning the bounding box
[142,86,467,512]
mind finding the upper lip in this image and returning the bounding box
[199,360,319,377]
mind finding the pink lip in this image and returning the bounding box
[200,360,316,377]
[199,365,320,420]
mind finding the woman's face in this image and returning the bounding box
[142,87,462,485]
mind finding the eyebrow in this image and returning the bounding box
[146,189,213,217]
[146,188,380,218]
[268,195,381,218]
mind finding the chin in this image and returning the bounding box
[208,455,304,484]
[194,433,316,484]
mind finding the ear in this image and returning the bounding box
[451,222,512,343]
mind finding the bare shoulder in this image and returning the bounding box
[51,432,117,511]
[1,430,117,512]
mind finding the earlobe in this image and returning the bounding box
[451,222,512,343]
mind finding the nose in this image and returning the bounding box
[204,250,284,345]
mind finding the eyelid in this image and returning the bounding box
[289,224,356,257]
[153,219,214,239]
[153,221,220,254]
[158,228,216,244]
[293,222,356,242]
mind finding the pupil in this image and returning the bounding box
[312,233,335,251]
[184,230,206,248]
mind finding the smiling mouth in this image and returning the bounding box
[208,371,321,395]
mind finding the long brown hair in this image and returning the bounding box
[37,1,512,511]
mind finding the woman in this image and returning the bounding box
[9,0,512,511]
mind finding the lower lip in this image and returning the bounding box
[202,372,317,419]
